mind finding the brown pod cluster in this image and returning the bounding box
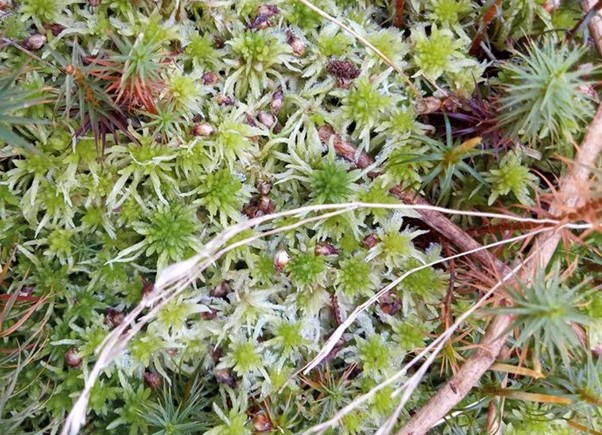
[326,59,361,88]
[243,180,275,218]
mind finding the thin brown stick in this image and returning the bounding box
[398,101,602,435]
[318,125,510,273]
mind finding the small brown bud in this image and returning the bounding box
[415,96,442,115]
[143,371,162,389]
[257,195,274,214]
[192,123,214,136]
[256,180,272,196]
[245,114,258,127]
[211,282,230,298]
[64,347,82,368]
[215,369,236,387]
[201,308,217,320]
[273,250,289,271]
[253,411,273,432]
[257,4,279,17]
[105,308,125,328]
[249,14,271,30]
[142,279,154,296]
[0,0,9,11]
[202,71,218,85]
[314,243,339,256]
[379,293,401,316]
[362,234,379,249]
[23,34,46,50]
[243,203,259,219]
[271,87,284,114]
[167,348,178,356]
[326,60,360,81]
[257,111,276,128]
[45,23,65,37]
[88,0,101,6]
[286,29,305,57]
[213,36,225,49]
[211,347,222,363]
[216,94,234,106]
[19,286,34,298]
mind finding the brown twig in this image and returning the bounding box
[318,124,510,274]
[398,102,602,435]
[393,0,405,29]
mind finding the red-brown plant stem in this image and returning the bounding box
[393,0,405,29]
[398,101,602,435]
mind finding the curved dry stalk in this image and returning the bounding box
[59,200,577,435]
[302,237,550,435]
[398,101,602,435]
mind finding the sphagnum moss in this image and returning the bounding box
[0,1,601,434]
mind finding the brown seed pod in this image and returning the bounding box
[378,293,401,316]
[64,347,82,368]
[326,60,361,87]
[0,0,9,11]
[192,123,214,136]
[286,29,305,57]
[215,369,236,387]
[88,0,101,6]
[314,243,339,256]
[105,308,125,328]
[202,71,219,85]
[273,250,289,271]
[256,4,280,17]
[45,23,65,37]
[23,34,46,50]
[257,111,276,128]
[256,180,272,196]
[252,411,273,432]
[143,371,162,390]
[362,234,379,249]
[201,308,217,320]
[142,279,154,296]
[271,87,284,114]
[211,282,230,298]
[257,195,274,214]
[249,14,271,30]
[216,94,234,105]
